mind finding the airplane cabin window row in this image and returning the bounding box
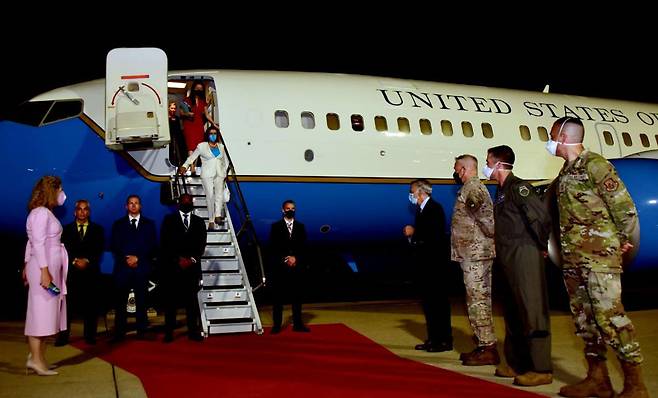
[274,111,658,150]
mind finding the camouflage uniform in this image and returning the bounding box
[557,150,642,364]
[494,174,552,374]
[451,176,496,346]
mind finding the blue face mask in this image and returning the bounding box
[209,134,217,143]
[408,192,418,205]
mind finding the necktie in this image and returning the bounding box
[287,222,293,236]
[184,213,189,229]
[78,224,85,239]
[131,218,137,230]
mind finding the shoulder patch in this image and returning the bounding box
[518,185,530,197]
[603,177,619,192]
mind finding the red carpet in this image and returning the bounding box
[75,324,544,398]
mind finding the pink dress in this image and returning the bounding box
[24,207,68,336]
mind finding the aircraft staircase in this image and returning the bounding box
[169,156,266,336]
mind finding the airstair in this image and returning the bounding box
[170,166,266,336]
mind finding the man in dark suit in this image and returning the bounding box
[159,194,207,342]
[268,199,309,334]
[110,194,158,341]
[55,199,104,346]
[403,179,453,352]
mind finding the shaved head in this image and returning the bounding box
[552,117,584,143]
[455,154,478,170]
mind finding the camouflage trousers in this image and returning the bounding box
[562,267,643,364]
[461,260,496,346]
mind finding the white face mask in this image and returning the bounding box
[546,138,582,156]
[408,192,418,205]
[482,161,513,179]
[57,190,66,206]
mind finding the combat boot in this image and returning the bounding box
[514,371,553,386]
[559,357,614,397]
[619,361,649,398]
[462,344,500,366]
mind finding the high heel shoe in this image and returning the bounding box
[26,358,58,376]
[27,353,57,370]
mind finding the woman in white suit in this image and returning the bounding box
[179,126,229,230]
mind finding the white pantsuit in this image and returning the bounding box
[183,142,229,220]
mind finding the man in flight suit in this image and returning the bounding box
[484,145,553,387]
[547,117,648,398]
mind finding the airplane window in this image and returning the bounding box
[461,121,474,137]
[301,111,315,129]
[655,134,658,146]
[42,100,84,126]
[603,131,614,146]
[622,132,633,147]
[640,133,650,147]
[351,114,365,132]
[419,119,432,135]
[441,120,453,136]
[481,123,494,139]
[275,110,289,128]
[397,117,411,134]
[520,125,531,141]
[374,116,387,132]
[537,126,549,142]
[326,113,340,131]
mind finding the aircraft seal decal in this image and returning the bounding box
[603,178,619,192]
[519,185,530,197]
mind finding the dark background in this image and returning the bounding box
[1,13,657,118]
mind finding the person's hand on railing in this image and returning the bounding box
[178,166,187,175]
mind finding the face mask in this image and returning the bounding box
[284,210,295,219]
[482,165,495,179]
[57,190,66,206]
[194,90,204,96]
[545,139,559,156]
[179,203,193,213]
[209,134,217,143]
[546,138,582,156]
[408,193,418,205]
[453,171,462,185]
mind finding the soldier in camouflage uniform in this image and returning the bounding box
[485,145,553,387]
[450,154,499,366]
[548,117,648,398]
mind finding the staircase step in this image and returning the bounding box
[204,245,236,257]
[202,305,253,320]
[201,258,239,272]
[202,273,243,287]
[199,288,248,303]
[208,322,256,334]
[207,232,232,244]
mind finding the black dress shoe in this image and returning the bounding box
[163,333,174,343]
[84,337,97,345]
[415,341,431,350]
[292,325,310,332]
[54,336,69,347]
[110,335,125,344]
[426,341,453,353]
[270,326,281,334]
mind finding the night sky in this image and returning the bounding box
[1,15,656,119]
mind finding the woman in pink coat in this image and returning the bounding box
[23,175,68,376]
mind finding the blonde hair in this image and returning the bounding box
[28,175,61,211]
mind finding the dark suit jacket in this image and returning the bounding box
[412,198,446,256]
[110,215,158,286]
[61,221,105,277]
[268,219,307,279]
[159,211,207,285]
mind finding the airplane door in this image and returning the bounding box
[105,48,169,150]
[594,122,623,158]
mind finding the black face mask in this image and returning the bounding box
[179,203,193,213]
[194,90,204,97]
[453,171,463,185]
[284,210,295,219]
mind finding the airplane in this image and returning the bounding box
[1,48,657,295]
